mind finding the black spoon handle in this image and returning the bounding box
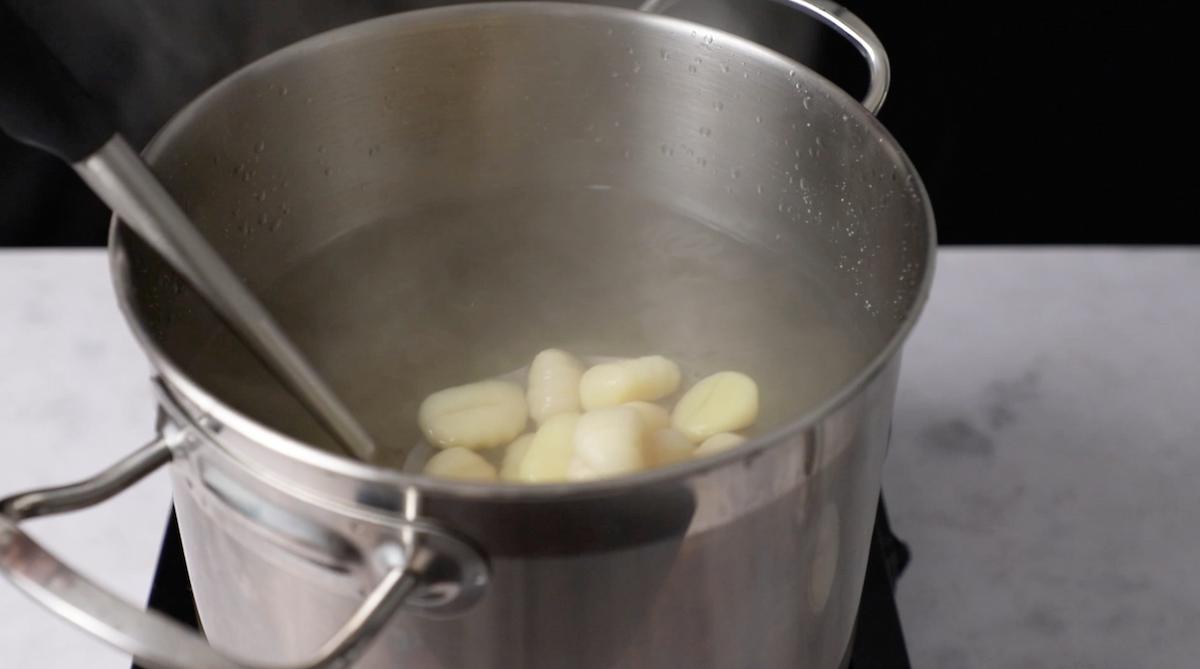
[0,2,115,161]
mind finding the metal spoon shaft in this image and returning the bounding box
[76,137,377,462]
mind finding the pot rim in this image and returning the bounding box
[108,1,937,501]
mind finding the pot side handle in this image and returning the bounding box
[639,0,891,115]
[0,437,426,669]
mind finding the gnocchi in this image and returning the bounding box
[693,432,747,458]
[568,406,645,481]
[579,356,681,410]
[418,380,528,450]
[647,428,696,467]
[499,434,535,481]
[527,349,585,425]
[414,349,760,483]
[623,401,671,432]
[424,447,498,482]
[517,413,581,483]
[672,372,759,442]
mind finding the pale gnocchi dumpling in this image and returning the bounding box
[693,432,747,458]
[424,447,498,482]
[568,406,645,481]
[623,401,671,432]
[527,349,585,425]
[499,434,535,482]
[672,372,759,443]
[418,380,528,450]
[516,413,580,483]
[579,356,681,410]
[647,428,695,467]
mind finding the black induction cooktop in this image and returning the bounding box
[134,499,911,669]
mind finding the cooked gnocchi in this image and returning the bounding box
[416,350,759,484]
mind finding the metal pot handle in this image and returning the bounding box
[0,437,445,669]
[640,0,891,114]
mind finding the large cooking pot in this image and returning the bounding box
[0,2,934,667]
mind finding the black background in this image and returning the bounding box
[1,0,1193,246]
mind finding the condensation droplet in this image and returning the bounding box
[254,141,265,153]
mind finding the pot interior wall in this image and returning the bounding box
[116,4,931,465]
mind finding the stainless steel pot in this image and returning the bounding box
[0,2,935,668]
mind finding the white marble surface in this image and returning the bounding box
[1,248,1198,668]
[887,249,1200,668]
[0,251,170,669]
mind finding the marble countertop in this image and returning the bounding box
[2,248,1198,668]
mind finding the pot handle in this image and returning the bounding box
[639,0,891,114]
[0,437,461,669]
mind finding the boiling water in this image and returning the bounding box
[189,188,874,468]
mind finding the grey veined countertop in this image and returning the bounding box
[2,248,1198,668]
